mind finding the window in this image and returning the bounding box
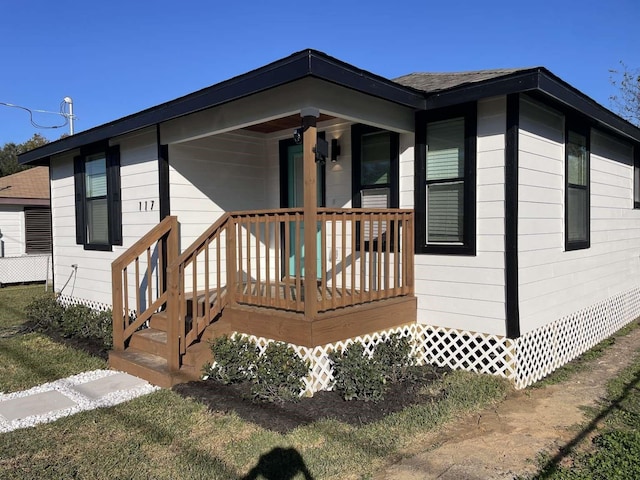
[416,104,476,255]
[74,144,121,250]
[24,207,52,254]
[352,125,399,249]
[565,126,590,250]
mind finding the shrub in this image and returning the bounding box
[24,293,64,330]
[61,304,95,339]
[251,342,310,404]
[373,333,417,383]
[206,334,259,384]
[330,335,420,401]
[330,343,387,402]
[91,309,113,349]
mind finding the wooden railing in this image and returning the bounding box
[231,208,414,313]
[166,213,233,370]
[111,216,178,351]
[119,208,414,372]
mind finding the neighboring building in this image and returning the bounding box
[18,50,640,390]
[0,166,52,285]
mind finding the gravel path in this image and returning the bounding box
[0,370,159,433]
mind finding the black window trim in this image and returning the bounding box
[74,141,122,251]
[634,143,640,210]
[351,124,400,251]
[564,119,590,251]
[415,102,477,255]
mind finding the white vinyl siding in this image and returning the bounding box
[518,97,640,333]
[50,128,159,306]
[0,206,24,257]
[414,97,507,334]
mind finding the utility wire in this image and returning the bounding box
[0,101,70,129]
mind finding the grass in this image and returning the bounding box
[0,371,510,479]
[0,282,512,478]
[0,285,106,393]
[0,284,47,329]
[523,344,640,479]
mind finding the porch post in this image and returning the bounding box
[302,109,319,319]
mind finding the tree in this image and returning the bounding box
[0,133,49,177]
[609,62,640,127]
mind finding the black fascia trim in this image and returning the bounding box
[537,73,640,144]
[416,102,477,256]
[635,144,640,210]
[308,54,425,109]
[424,70,541,110]
[505,94,521,339]
[19,49,425,166]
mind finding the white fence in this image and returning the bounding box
[0,254,52,286]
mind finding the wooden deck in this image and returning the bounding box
[109,209,416,387]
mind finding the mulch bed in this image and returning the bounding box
[173,367,448,434]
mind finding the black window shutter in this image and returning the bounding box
[73,155,85,245]
[108,145,122,246]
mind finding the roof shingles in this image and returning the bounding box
[0,167,50,201]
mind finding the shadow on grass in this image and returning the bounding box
[242,447,314,480]
[532,369,640,478]
[102,403,243,479]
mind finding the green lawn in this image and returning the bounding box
[0,284,47,329]
[525,346,640,479]
[0,372,509,479]
[0,285,106,392]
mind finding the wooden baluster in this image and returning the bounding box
[295,212,302,311]
[316,214,328,309]
[146,247,152,312]
[123,266,129,329]
[246,217,252,300]
[341,213,346,307]
[284,215,291,307]
[134,257,141,319]
[166,262,180,371]
[265,216,271,306]
[216,233,221,313]
[204,239,210,325]
[274,214,281,308]
[331,213,337,309]
[374,213,384,299]
[394,213,400,296]
[384,216,391,296]
[406,213,414,294]
[226,218,237,307]
[111,266,124,351]
[255,216,262,304]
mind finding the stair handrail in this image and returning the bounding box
[165,212,234,371]
[111,215,179,351]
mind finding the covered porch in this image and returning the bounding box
[109,70,418,386]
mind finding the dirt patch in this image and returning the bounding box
[173,367,447,434]
[377,322,640,480]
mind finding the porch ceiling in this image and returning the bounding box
[243,113,335,134]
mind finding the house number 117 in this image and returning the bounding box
[139,200,155,211]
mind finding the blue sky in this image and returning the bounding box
[0,0,638,145]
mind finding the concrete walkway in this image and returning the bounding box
[0,370,158,433]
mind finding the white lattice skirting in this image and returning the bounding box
[57,294,111,312]
[244,287,640,394]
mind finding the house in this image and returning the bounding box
[0,166,52,286]
[19,49,640,391]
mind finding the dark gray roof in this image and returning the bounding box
[394,68,535,92]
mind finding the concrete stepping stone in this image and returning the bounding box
[70,372,149,400]
[0,390,76,422]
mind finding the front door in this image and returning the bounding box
[280,139,325,279]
